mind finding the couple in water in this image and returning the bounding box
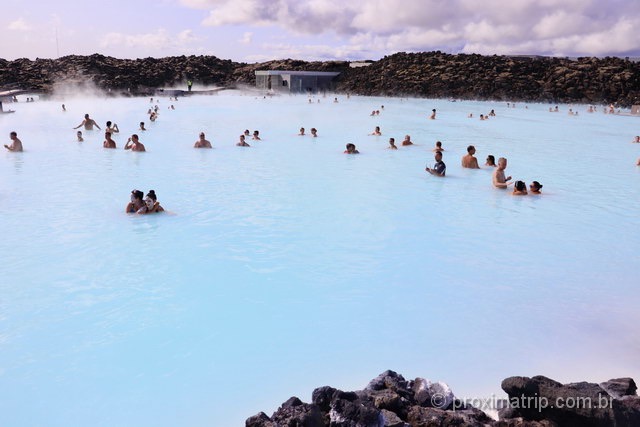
[493,158,543,194]
[126,190,164,214]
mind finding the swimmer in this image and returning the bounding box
[429,109,436,120]
[529,181,543,194]
[489,109,496,117]
[344,143,359,154]
[124,134,146,152]
[137,190,164,214]
[236,135,250,147]
[194,132,212,148]
[252,130,261,140]
[485,155,496,167]
[244,129,250,137]
[492,157,512,188]
[512,181,528,195]
[298,127,305,136]
[333,97,338,103]
[433,141,444,152]
[103,131,116,149]
[461,145,480,169]
[633,136,640,143]
[4,131,23,152]
[425,151,446,177]
[139,122,146,131]
[62,104,66,112]
[126,189,145,213]
[480,114,485,120]
[105,121,119,134]
[74,113,100,131]
[402,135,414,146]
[76,131,84,142]
[370,126,382,136]
[310,128,318,137]
[388,138,397,149]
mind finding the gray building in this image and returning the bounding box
[255,70,340,93]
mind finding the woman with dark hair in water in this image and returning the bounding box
[137,190,164,214]
[529,181,543,194]
[512,181,528,196]
[126,190,145,213]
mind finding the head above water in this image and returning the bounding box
[146,190,157,201]
[530,181,543,191]
[514,181,526,191]
[467,145,475,154]
[131,189,144,201]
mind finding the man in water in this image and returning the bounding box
[106,121,119,134]
[461,145,480,169]
[194,132,212,148]
[124,134,146,152]
[236,135,250,147]
[103,131,116,149]
[426,151,446,176]
[4,131,23,152]
[492,157,512,188]
[74,114,100,131]
[433,141,444,152]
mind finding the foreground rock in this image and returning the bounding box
[246,371,640,426]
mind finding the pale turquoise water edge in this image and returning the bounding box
[0,92,639,426]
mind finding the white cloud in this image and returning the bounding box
[8,18,32,31]
[100,28,201,51]
[181,0,640,58]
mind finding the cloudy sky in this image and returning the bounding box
[3,0,640,63]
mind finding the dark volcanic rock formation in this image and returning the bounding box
[246,371,640,427]
[1,52,640,106]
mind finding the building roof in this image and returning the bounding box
[255,70,340,77]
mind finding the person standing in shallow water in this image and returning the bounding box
[492,157,512,188]
[426,151,446,176]
[124,134,145,151]
[461,145,480,169]
[103,131,116,149]
[74,114,100,131]
[194,132,212,148]
[4,131,23,152]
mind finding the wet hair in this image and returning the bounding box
[531,181,543,190]
[106,121,112,127]
[10,131,17,137]
[389,137,395,143]
[486,155,495,164]
[346,143,356,150]
[146,190,157,201]
[132,134,139,140]
[467,145,475,153]
[84,114,89,119]
[435,151,443,158]
[436,141,442,147]
[131,189,144,200]
[514,181,526,191]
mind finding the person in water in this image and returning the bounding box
[124,134,146,151]
[4,131,23,152]
[236,135,250,147]
[485,155,496,167]
[429,108,436,119]
[461,145,480,169]
[139,122,146,131]
[194,132,212,148]
[126,189,145,213]
[426,151,446,177]
[137,190,164,214]
[105,121,119,134]
[492,157,512,188]
[252,130,261,140]
[76,131,84,142]
[370,126,382,136]
[74,113,100,131]
[529,181,543,194]
[402,135,414,146]
[103,131,116,149]
[310,128,318,137]
[433,141,444,152]
[388,138,397,149]
[344,143,359,154]
[298,127,305,136]
[512,180,528,195]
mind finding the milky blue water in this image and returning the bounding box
[1,92,639,426]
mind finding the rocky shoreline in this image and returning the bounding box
[1,52,640,107]
[246,370,640,426]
